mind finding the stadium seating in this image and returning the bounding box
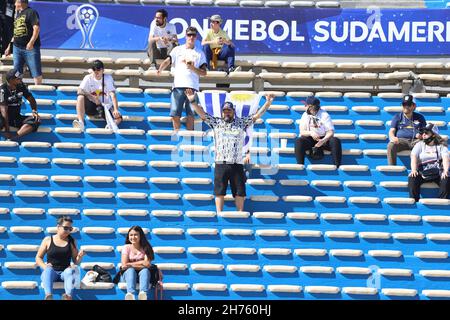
[0,74,449,300]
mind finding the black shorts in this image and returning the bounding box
[214,163,246,197]
[84,98,122,120]
[5,113,40,132]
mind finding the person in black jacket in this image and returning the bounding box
[0,68,40,140]
[0,0,15,56]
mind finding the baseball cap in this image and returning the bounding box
[304,96,320,107]
[209,14,223,23]
[6,68,23,82]
[402,94,416,106]
[419,123,439,135]
[222,101,234,111]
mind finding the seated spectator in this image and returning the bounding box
[73,59,122,131]
[157,26,207,132]
[147,9,178,70]
[387,95,426,165]
[186,88,274,213]
[35,216,85,300]
[5,0,42,85]
[121,226,155,300]
[408,123,449,202]
[295,96,342,167]
[201,15,239,73]
[0,68,40,140]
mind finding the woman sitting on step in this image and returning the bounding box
[121,226,155,300]
[36,216,85,300]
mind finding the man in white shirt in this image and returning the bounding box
[73,60,122,131]
[157,26,207,132]
[147,9,178,70]
[295,96,342,167]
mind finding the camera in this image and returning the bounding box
[96,105,105,119]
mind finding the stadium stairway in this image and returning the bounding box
[0,87,449,300]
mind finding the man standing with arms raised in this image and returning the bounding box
[157,26,207,132]
[185,88,274,213]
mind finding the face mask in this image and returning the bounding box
[423,134,434,144]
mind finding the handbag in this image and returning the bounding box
[419,145,442,181]
[92,264,113,283]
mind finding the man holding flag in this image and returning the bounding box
[185,88,274,213]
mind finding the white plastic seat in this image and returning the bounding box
[305,286,340,294]
[300,266,333,274]
[191,264,224,271]
[118,209,148,216]
[188,247,221,254]
[382,289,417,297]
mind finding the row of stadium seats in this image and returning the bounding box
[4,56,450,72]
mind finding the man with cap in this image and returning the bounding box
[201,14,239,73]
[0,68,40,140]
[387,94,426,165]
[4,0,42,85]
[157,26,207,132]
[147,9,178,70]
[295,96,342,167]
[73,59,122,131]
[185,88,274,213]
[408,123,449,202]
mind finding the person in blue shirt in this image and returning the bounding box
[387,95,426,165]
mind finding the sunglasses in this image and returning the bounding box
[210,21,219,24]
[186,33,197,37]
[92,67,103,71]
[59,225,73,232]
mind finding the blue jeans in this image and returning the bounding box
[41,266,75,296]
[13,44,42,78]
[170,88,196,117]
[203,44,235,70]
[122,268,150,294]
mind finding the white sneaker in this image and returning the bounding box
[138,291,147,300]
[125,293,135,300]
[72,120,85,131]
[148,64,157,71]
[104,124,111,130]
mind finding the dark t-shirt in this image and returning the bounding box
[0,82,32,118]
[13,7,40,48]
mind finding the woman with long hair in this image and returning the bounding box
[408,123,449,202]
[121,226,154,300]
[35,216,85,300]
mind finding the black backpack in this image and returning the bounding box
[93,264,113,283]
[149,264,162,288]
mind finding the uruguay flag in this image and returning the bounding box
[197,91,262,153]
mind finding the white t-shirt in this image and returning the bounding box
[149,21,177,49]
[79,73,115,105]
[411,141,449,166]
[170,44,207,91]
[299,109,334,137]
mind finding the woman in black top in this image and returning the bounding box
[36,216,85,300]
